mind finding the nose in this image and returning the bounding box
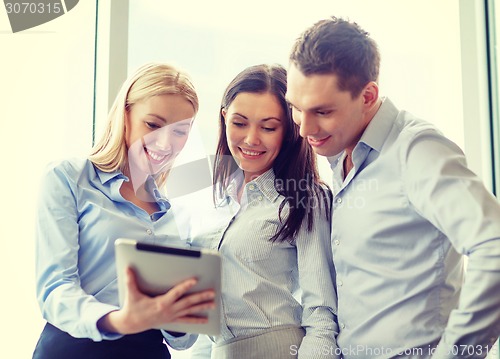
[297,112,318,138]
[153,127,173,151]
[244,126,260,146]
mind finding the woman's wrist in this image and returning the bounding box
[97,310,128,334]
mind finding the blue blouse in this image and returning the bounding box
[35,158,195,348]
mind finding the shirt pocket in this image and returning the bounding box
[234,220,279,262]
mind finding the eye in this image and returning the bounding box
[173,129,188,136]
[231,121,246,127]
[316,110,332,116]
[146,121,161,130]
[262,127,276,132]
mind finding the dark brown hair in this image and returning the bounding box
[213,64,331,243]
[290,16,380,98]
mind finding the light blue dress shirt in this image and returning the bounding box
[189,168,339,358]
[329,98,500,358]
[35,158,196,348]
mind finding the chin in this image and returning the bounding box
[238,165,259,174]
[314,147,337,157]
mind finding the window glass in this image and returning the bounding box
[488,0,500,195]
[128,0,464,181]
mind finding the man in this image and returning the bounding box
[286,16,500,358]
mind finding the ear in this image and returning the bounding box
[221,108,227,123]
[361,81,379,109]
[123,110,129,135]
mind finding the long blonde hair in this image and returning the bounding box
[89,63,199,174]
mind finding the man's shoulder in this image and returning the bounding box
[395,110,441,137]
[377,98,442,138]
[386,110,447,154]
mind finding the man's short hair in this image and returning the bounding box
[290,16,380,98]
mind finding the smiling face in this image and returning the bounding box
[223,92,285,183]
[286,63,375,158]
[125,94,195,177]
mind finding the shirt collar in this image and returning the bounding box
[327,97,398,167]
[247,168,280,203]
[95,166,170,211]
[223,168,280,204]
[224,170,244,203]
[95,167,127,184]
[144,175,170,207]
[358,97,398,153]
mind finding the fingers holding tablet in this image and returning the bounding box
[114,238,222,335]
[168,286,217,323]
[148,274,216,324]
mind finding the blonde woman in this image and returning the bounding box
[33,63,215,359]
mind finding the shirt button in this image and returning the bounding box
[336,197,342,204]
[340,323,345,329]
[258,195,263,201]
[334,239,340,245]
[248,184,255,190]
[146,229,152,235]
[338,280,343,286]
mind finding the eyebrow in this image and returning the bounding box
[148,114,167,123]
[174,122,192,127]
[232,112,281,122]
[309,104,333,112]
[286,99,333,112]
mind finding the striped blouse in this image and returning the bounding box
[189,168,339,357]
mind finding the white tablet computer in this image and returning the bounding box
[115,238,221,335]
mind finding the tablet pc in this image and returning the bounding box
[115,238,221,335]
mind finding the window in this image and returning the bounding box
[487,0,500,196]
[99,0,467,185]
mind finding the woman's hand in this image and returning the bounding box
[98,267,216,335]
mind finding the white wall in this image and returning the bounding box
[0,2,96,357]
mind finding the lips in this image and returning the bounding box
[145,147,171,163]
[239,147,265,158]
[307,135,331,147]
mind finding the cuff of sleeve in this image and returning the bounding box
[161,331,198,350]
[84,304,122,341]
